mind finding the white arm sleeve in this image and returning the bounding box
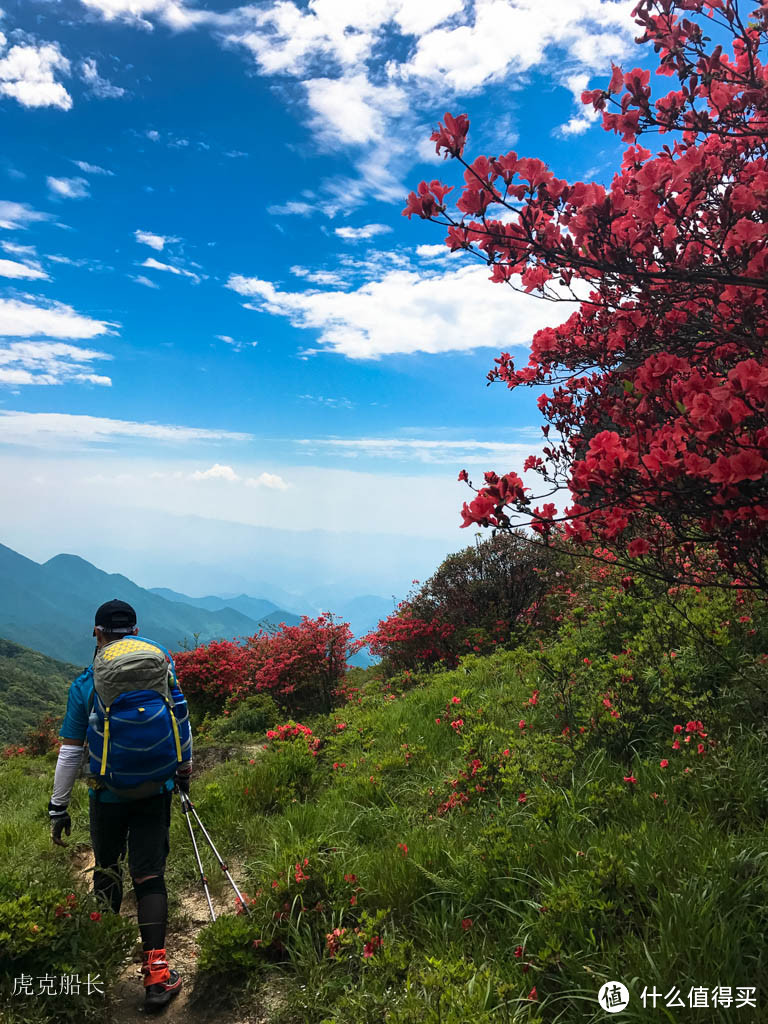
[51,744,84,807]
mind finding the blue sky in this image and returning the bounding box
[0,0,635,598]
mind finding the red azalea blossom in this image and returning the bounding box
[363,935,383,959]
[461,918,473,931]
[90,911,101,921]
[623,775,637,784]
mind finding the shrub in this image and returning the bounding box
[207,694,280,740]
[175,615,354,718]
[23,712,62,757]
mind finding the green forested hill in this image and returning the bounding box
[0,636,78,744]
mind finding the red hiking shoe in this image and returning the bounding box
[141,949,182,1011]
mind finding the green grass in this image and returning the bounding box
[2,574,768,1022]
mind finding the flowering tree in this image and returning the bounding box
[408,530,554,637]
[244,613,354,714]
[174,614,354,716]
[361,609,458,673]
[404,0,768,592]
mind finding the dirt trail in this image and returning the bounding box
[72,847,283,1024]
[73,746,280,1023]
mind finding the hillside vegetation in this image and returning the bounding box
[0,637,77,745]
[1,548,767,1023]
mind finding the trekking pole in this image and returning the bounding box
[178,790,216,922]
[179,791,252,917]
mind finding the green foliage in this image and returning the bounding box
[0,637,75,744]
[197,914,265,977]
[202,693,280,742]
[0,878,134,1023]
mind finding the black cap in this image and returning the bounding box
[94,599,137,634]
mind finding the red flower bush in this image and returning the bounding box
[360,610,458,673]
[175,614,353,716]
[406,0,768,593]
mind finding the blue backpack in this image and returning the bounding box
[86,636,192,799]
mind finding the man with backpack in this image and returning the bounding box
[48,599,192,1011]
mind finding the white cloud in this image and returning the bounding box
[0,200,50,230]
[0,410,253,447]
[557,71,602,136]
[298,393,354,409]
[0,341,112,387]
[304,74,407,146]
[0,41,72,110]
[416,243,451,258]
[246,471,289,490]
[290,266,349,286]
[0,297,114,339]
[78,0,206,30]
[215,334,257,351]
[266,200,314,217]
[79,57,126,98]
[2,241,37,258]
[134,229,177,250]
[47,176,90,200]
[394,0,464,35]
[334,224,392,241]
[397,0,635,92]
[73,159,114,175]
[190,462,240,481]
[227,262,577,359]
[296,436,536,463]
[223,0,399,76]
[141,257,200,283]
[132,274,160,289]
[0,258,48,280]
[170,462,290,488]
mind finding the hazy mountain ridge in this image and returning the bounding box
[0,543,280,666]
[149,587,285,623]
[0,542,386,673]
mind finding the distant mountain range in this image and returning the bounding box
[0,542,391,669]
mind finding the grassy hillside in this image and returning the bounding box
[0,637,78,744]
[2,566,767,1022]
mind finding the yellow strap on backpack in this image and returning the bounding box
[164,695,183,763]
[100,707,111,776]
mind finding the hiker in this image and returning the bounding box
[48,599,192,1011]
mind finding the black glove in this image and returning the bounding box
[174,766,192,796]
[49,801,71,847]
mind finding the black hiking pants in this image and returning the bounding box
[89,789,172,913]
